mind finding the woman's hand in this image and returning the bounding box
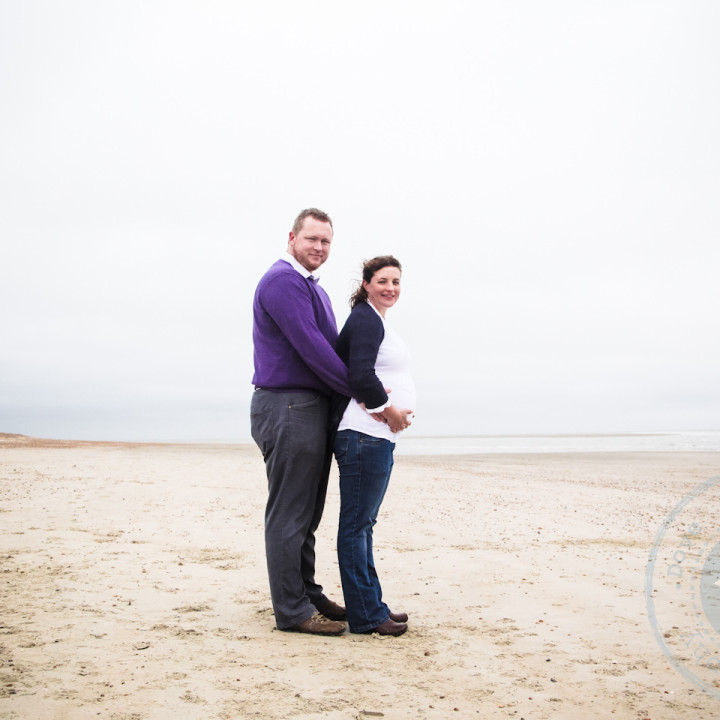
[379,404,413,433]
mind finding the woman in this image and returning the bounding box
[333,256,416,636]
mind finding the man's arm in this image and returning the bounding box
[259,271,353,396]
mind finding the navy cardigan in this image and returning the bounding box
[330,302,389,428]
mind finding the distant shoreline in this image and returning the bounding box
[4,431,720,454]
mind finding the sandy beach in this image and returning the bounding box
[1,434,720,719]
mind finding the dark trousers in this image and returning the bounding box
[250,389,333,629]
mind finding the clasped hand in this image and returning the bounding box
[365,387,413,433]
[378,404,413,432]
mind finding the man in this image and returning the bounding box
[250,208,410,636]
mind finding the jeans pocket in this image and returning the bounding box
[333,433,350,464]
[357,432,384,446]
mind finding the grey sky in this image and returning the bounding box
[2,1,719,441]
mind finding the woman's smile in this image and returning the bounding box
[363,266,402,317]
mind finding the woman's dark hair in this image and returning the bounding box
[349,255,402,308]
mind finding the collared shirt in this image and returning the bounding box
[281,252,318,281]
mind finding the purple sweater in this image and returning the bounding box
[252,259,353,397]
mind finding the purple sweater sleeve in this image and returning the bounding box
[252,263,353,397]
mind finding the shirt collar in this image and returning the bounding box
[366,300,386,321]
[281,252,318,281]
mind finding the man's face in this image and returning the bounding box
[288,217,333,272]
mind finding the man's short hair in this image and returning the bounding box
[292,208,333,236]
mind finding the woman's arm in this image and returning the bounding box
[340,304,388,408]
[339,304,413,432]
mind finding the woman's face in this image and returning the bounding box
[363,265,402,316]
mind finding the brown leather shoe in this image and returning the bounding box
[285,612,346,636]
[364,617,408,636]
[316,598,347,621]
[389,610,408,623]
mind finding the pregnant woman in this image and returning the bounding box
[333,255,416,636]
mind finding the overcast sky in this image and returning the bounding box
[1,1,719,442]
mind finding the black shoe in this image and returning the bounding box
[316,598,347,621]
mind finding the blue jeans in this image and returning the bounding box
[334,429,395,632]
